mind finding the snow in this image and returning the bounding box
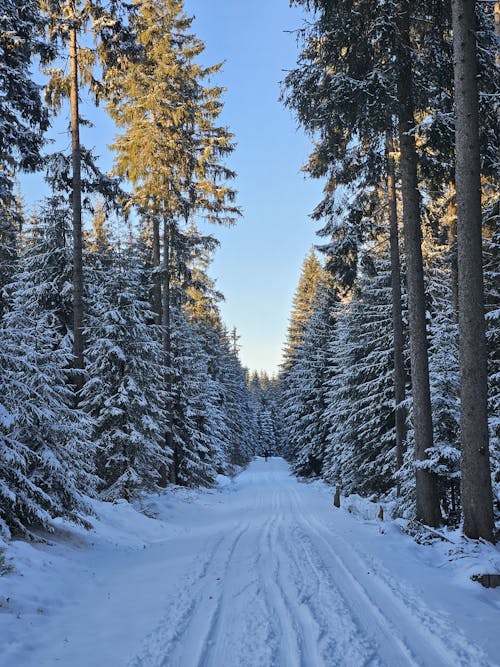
[1,457,499,667]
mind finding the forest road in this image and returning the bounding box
[4,458,497,667]
[128,457,496,667]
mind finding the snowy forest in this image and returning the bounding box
[1,0,500,664]
[0,0,280,543]
[276,0,499,544]
[0,0,499,554]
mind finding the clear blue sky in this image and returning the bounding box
[22,0,324,375]
[185,0,323,374]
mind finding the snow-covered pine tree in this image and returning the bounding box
[211,328,257,467]
[321,301,353,489]
[168,309,227,487]
[282,249,328,364]
[0,0,49,201]
[42,0,132,387]
[484,201,500,524]
[424,236,461,524]
[0,200,94,539]
[81,227,169,501]
[279,248,328,460]
[324,254,399,496]
[288,283,337,478]
[0,196,24,318]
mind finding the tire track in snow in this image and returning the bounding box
[127,522,250,667]
[275,512,384,666]
[287,484,491,667]
[267,489,327,667]
[196,519,274,667]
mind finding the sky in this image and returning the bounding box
[184,0,323,374]
[22,0,324,375]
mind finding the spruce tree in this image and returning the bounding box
[41,0,130,391]
[81,228,169,500]
[0,0,49,200]
[0,202,94,538]
[282,248,327,363]
[106,0,240,483]
[451,0,494,541]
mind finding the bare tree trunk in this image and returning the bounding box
[152,217,161,325]
[70,22,84,396]
[447,189,459,318]
[386,130,407,486]
[495,2,500,66]
[396,0,441,527]
[451,0,494,542]
[162,220,176,485]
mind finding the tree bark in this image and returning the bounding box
[396,0,441,526]
[70,22,84,395]
[447,189,459,318]
[152,217,161,325]
[495,2,500,67]
[385,130,407,485]
[162,220,176,485]
[451,0,494,542]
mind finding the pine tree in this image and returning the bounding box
[282,248,327,363]
[81,228,169,500]
[168,309,228,487]
[451,0,495,541]
[106,0,240,483]
[322,255,401,496]
[289,283,337,478]
[0,196,24,318]
[283,0,445,525]
[0,0,49,201]
[41,0,129,391]
[425,243,461,524]
[0,202,94,539]
[484,201,499,524]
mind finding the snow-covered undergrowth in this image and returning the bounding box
[1,459,499,667]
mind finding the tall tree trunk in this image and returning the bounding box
[162,220,176,485]
[495,2,500,66]
[70,22,84,395]
[385,130,407,486]
[451,0,494,542]
[447,186,459,318]
[395,0,441,526]
[152,217,161,325]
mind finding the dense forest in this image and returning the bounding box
[0,0,279,541]
[0,0,499,552]
[277,0,499,542]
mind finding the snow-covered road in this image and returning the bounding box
[2,458,499,666]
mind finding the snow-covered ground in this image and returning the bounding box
[1,457,499,666]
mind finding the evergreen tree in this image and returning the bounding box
[323,255,400,496]
[41,0,129,390]
[81,230,169,500]
[451,0,495,542]
[282,248,327,363]
[169,309,228,487]
[0,0,49,201]
[106,0,240,483]
[425,246,461,524]
[289,283,337,478]
[0,204,94,539]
